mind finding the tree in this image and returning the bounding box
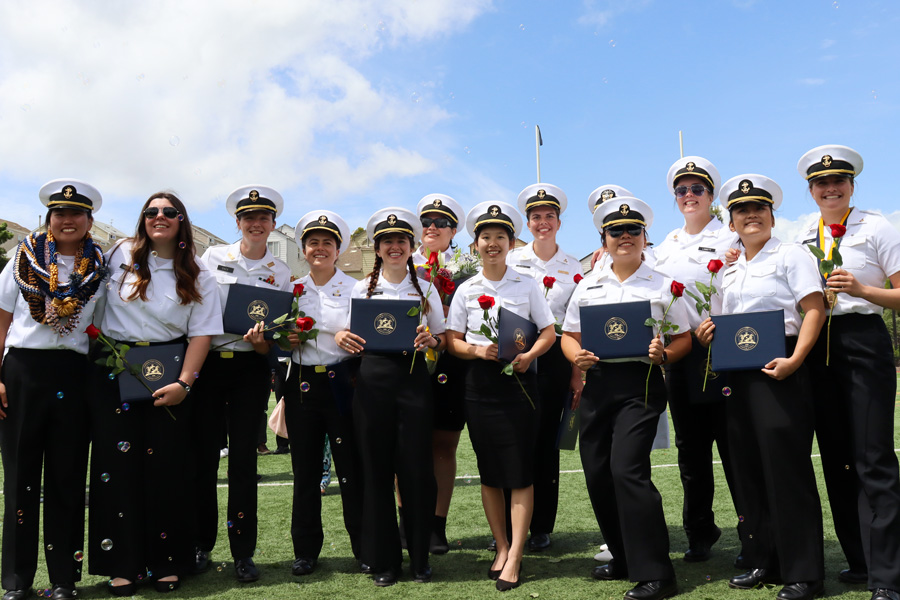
[0,222,14,271]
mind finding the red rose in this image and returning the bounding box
[670,281,686,297]
[437,268,451,280]
[707,259,724,274]
[427,251,439,267]
[574,274,584,284]
[829,224,847,239]
[85,324,101,340]
[293,282,305,296]
[296,316,315,331]
[478,294,495,310]
[543,276,556,289]
[442,279,456,295]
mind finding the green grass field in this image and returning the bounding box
[3,378,900,599]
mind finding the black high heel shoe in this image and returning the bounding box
[488,559,506,581]
[496,563,522,591]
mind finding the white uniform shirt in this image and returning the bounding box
[0,254,105,354]
[654,219,739,330]
[100,240,223,342]
[446,268,556,346]
[292,268,356,366]
[506,242,583,329]
[202,241,292,352]
[348,272,447,339]
[593,245,657,272]
[563,261,691,364]
[719,237,822,336]
[795,207,900,316]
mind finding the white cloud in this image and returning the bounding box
[821,38,836,49]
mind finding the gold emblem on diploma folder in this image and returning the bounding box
[374,313,397,335]
[735,327,759,351]
[247,299,269,321]
[605,317,628,341]
[142,359,165,382]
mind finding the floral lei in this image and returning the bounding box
[13,230,108,335]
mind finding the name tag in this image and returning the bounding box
[407,292,420,297]
[699,247,716,253]
[516,264,532,269]
[217,265,235,273]
[587,284,604,291]
[370,291,383,296]
[802,237,816,245]
[119,263,131,271]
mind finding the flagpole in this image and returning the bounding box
[535,125,542,183]
[679,130,684,158]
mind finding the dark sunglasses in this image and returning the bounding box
[143,206,180,219]
[421,216,453,229]
[605,224,644,238]
[674,184,710,198]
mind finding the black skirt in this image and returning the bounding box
[464,359,540,488]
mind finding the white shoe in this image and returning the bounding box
[219,448,229,458]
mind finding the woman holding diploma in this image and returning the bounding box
[333,208,445,586]
[446,201,556,591]
[561,197,690,600]
[696,174,826,600]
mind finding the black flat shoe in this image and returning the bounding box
[872,589,900,600]
[3,589,32,600]
[777,581,824,600]
[358,562,373,575]
[527,533,551,552]
[430,515,450,555]
[624,579,678,600]
[838,568,868,584]
[684,526,721,563]
[48,585,76,600]
[154,578,180,593]
[108,581,134,597]
[235,557,260,583]
[291,558,317,576]
[413,566,432,583]
[193,547,211,574]
[374,569,399,587]
[729,568,782,589]
[591,562,627,581]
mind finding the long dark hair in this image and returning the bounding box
[123,192,202,304]
[365,234,429,314]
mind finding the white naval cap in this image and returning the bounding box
[226,185,284,218]
[466,201,523,239]
[797,145,863,181]
[39,179,102,213]
[295,210,351,250]
[516,183,567,215]
[416,194,463,227]
[593,197,654,232]
[720,174,783,210]
[667,156,721,200]
[587,184,635,214]
[366,207,421,243]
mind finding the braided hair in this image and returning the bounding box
[366,235,430,315]
[365,255,383,299]
[407,256,430,315]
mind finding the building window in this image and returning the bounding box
[268,242,280,255]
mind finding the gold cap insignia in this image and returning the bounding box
[249,190,259,200]
[619,204,630,216]
[822,155,833,168]
[318,215,328,225]
[537,189,546,199]
[739,180,752,194]
[600,189,614,201]
[686,161,695,171]
[387,214,397,226]
[432,198,442,208]
[63,185,75,199]
[489,205,500,217]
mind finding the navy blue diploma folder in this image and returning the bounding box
[350,298,419,353]
[497,307,538,374]
[710,309,786,372]
[580,301,653,359]
[223,283,294,340]
[555,395,579,450]
[116,341,187,402]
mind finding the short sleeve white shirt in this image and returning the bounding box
[292,268,356,366]
[506,242,583,328]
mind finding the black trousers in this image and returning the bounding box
[580,361,675,582]
[0,349,89,590]
[529,338,569,535]
[190,351,270,559]
[284,360,363,561]
[807,314,900,589]
[353,353,436,574]
[665,337,740,545]
[725,337,824,583]
[87,346,193,579]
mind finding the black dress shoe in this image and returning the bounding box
[292,558,317,576]
[373,569,399,587]
[684,526,721,562]
[2,589,32,600]
[527,533,551,552]
[430,515,450,554]
[48,585,76,600]
[359,562,373,575]
[487,538,497,552]
[108,582,134,597]
[729,569,782,589]
[235,557,260,583]
[413,566,432,583]
[777,581,824,600]
[624,579,678,600]
[838,568,868,584]
[872,589,900,600]
[153,578,180,593]
[193,548,211,574]
[591,562,627,581]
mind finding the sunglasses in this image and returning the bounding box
[421,216,453,229]
[674,184,710,198]
[143,206,180,219]
[605,224,644,238]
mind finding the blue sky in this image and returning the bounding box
[1,0,898,258]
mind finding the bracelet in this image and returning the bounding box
[176,379,192,393]
[661,350,669,364]
[431,333,441,350]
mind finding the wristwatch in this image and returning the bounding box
[431,333,441,350]
[661,350,669,364]
[176,379,192,393]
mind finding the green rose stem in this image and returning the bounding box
[807,236,844,366]
[644,290,681,406]
[408,251,440,374]
[471,306,535,409]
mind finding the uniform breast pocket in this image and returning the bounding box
[838,234,868,270]
[746,264,777,298]
[158,292,190,332]
[215,273,238,286]
[321,297,350,329]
